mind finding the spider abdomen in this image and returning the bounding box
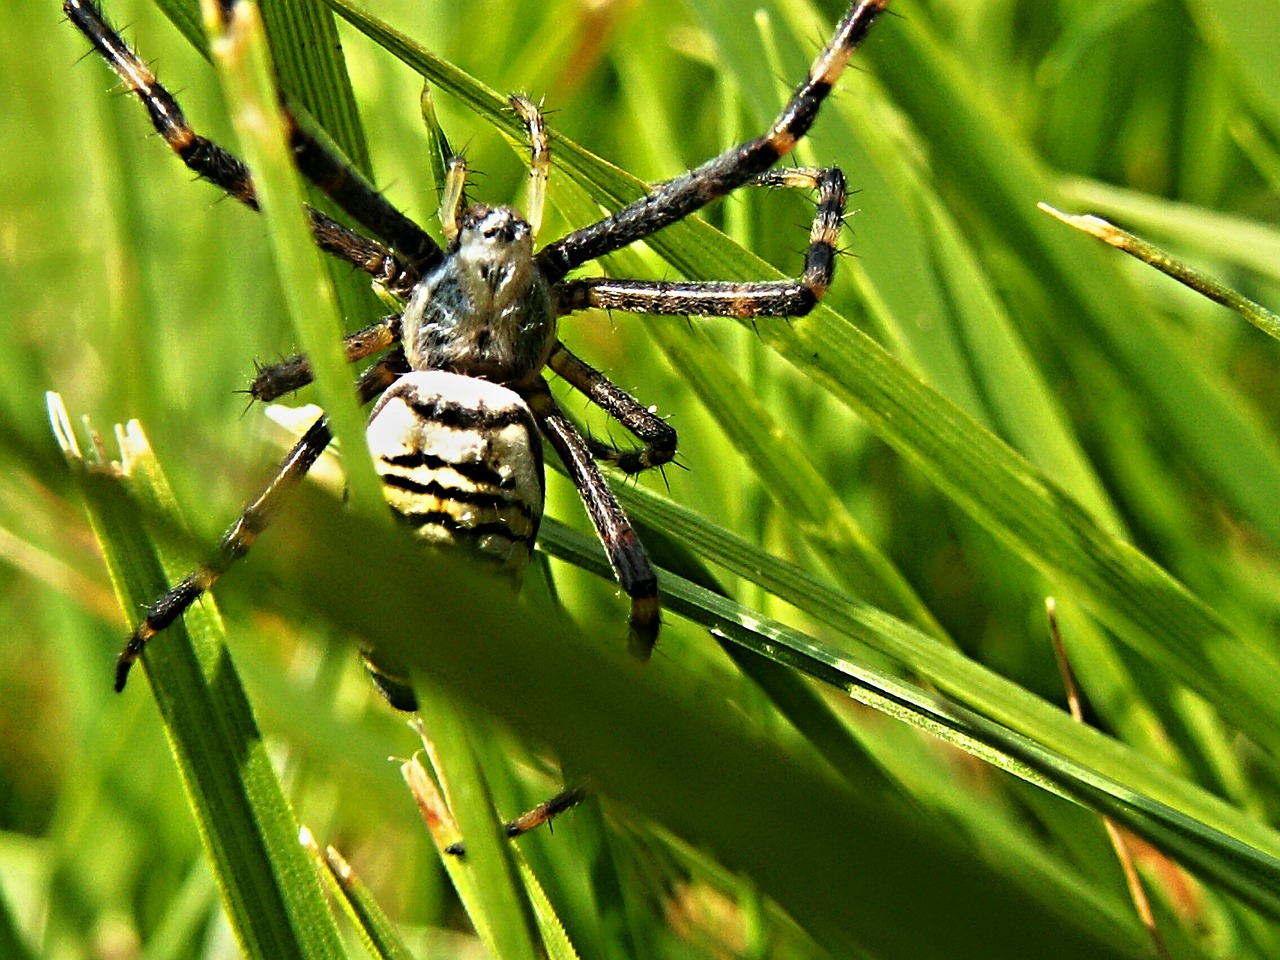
[367,370,545,576]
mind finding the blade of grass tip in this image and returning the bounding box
[201,0,387,526]
[403,717,544,960]
[1056,176,1280,285]
[47,393,344,960]
[301,829,416,960]
[1040,203,1280,342]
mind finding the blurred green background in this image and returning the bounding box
[3,0,1280,957]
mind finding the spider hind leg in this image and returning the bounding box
[114,356,401,691]
[527,384,660,659]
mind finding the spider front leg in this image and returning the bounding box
[248,314,405,403]
[553,167,847,318]
[509,94,550,238]
[525,384,660,659]
[65,0,435,295]
[546,343,677,475]
[114,355,403,691]
[536,0,887,281]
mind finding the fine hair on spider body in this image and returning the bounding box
[66,0,890,709]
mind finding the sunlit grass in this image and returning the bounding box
[4,0,1280,957]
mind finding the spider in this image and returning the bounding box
[67,0,889,710]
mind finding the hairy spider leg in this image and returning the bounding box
[535,0,887,281]
[444,783,590,858]
[546,344,677,476]
[526,384,661,657]
[64,0,433,296]
[509,94,550,238]
[113,354,404,691]
[552,166,848,318]
[281,110,441,270]
[438,156,469,243]
[249,313,404,403]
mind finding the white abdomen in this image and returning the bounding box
[366,370,544,576]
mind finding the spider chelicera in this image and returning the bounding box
[67,0,890,710]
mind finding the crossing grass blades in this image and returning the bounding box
[67,0,891,848]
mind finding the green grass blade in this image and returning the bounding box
[866,8,1280,548]
[535,515,1280,917]
[201,0,387,526]
[607,477,1280,878]
[303,830,417,960]
[260,484,1151,960]
[48,397,344,960]
[414,690,545,960]
[1058,176,1280,285]
[1041,203,1280,342]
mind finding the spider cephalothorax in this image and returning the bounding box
[402,204,555,386]
[66,0,890,703]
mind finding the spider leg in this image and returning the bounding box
[444,783,590,858]
[65,0,435,294]
[114,354,403,691]
[509,94,550,238]
[439,155,469,242]
[536,0,887,281]
[436,94,549,240]
[248,313,405,402]
[555,167,846,318]
[283,112,441,272]
[547,343,676,475]
[525,383,660,658]
[307,217,422,298]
